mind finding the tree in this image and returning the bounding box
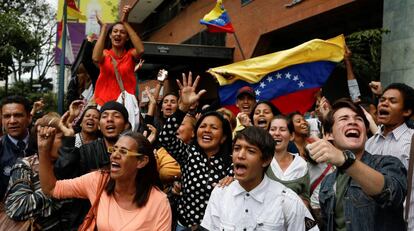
[0,0,56,93]
[345,28,389,82]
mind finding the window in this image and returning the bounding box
[241,0,254,6]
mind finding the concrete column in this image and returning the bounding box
[381,0,414,88]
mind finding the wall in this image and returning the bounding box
[381,0,414,88]
[147,0,354,61]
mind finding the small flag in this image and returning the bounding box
[200,0,235,33]
[66,0,86,20]
[208,35,345,115]
[57,20,74,63]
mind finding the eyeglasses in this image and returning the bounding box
[107,146,143,157]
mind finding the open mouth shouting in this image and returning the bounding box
[201,134,213,143]
[111,161,121,173]
[105,124,116,134]
[234,162,248,176]
[377,108,390,121]
[256,118,268,128]
[344,128,360,139]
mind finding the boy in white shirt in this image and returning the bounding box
[201,126,318,231]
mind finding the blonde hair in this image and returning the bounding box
[216,108,236,130]
[35,112,61,129]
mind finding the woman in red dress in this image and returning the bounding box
[92,3,144,106]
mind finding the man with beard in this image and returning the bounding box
[309,98,407,230]
[0,96,36,199]
[54,101,130,229]
[365,83,414,230]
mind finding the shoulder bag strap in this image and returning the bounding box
[109,55,126,105]
[310,164,332,195]
[405,134,414,222]
[92,172,109,210]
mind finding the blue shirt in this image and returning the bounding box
[319,151,407,231]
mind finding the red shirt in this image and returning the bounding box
[94,49,137,106]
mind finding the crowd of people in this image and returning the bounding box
[1,3,414,231]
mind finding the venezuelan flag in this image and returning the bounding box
[200,0,235,33]
[208,35,345,115]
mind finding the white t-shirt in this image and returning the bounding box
[270,154,308,181]
[201,175,319,231]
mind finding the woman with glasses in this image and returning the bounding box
[38,126,172,230]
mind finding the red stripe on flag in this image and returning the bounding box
[207,24,235,33]
[271,87,320,115]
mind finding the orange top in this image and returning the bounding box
[53,171,171,231]
[94,49,138,106]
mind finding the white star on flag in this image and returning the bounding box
[260,82,266,88]
[285,72,291,79]
[298,81,304,88]
[276,73,282,79]
[255,89,261,96]
[267,76,273,82]
[293,75,299,81]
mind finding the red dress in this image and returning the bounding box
[94,49,137,106]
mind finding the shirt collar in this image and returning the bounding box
[232,175,270,203]
[8,132,29,146]
[377,123,409,140]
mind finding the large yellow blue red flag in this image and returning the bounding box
[200,0,235,33]
[208,35,345,115]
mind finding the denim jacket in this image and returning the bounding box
[319,151,407,231]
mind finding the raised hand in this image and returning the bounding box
[96,13,103,27]
[306,136,345,166]
[344,45,352,60]
[120,5,132,23]
[58,111,75,137]
[134,59,145,72]
[145,86,156,105]
[37,125,56,157]
[69,100,84,120]
[176,72,207,112]
[157,69,168,82]
[369,81,382,96]
[143,124,157,144]
[31,99,45,116]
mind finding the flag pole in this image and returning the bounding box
[58,0,68,114]
[232,33,246,60]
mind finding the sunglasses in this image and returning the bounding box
[107,146,143,157]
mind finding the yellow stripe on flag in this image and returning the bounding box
[202,0,225,21]
[208,35,345,86]
[67,7,86,20]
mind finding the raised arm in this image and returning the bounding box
[38,126,58,196]
[308,138,385,196]
[53,111,81,179]
[158,72,206,165]
[92,14,107,64]
[121,4,144,57]
[344,46,361,103]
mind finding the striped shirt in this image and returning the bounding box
[4,155,63,230]
[365,122,414,230]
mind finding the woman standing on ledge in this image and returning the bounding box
[92,2,144,106]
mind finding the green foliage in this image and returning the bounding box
[0,80,58,112]
[0,0,56,97]
[345,28,390,81]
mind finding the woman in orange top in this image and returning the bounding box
[38,122,172,230]
[92,3,144,106]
